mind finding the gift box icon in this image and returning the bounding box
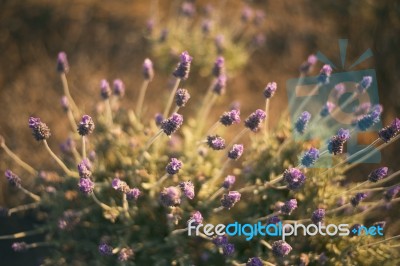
[286,39,382,167]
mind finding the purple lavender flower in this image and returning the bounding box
[126,188,141,201]
[58,210,81,231]
[207,135,226,150]
[350,192,368,207]
[228,144,244,160]
[221,191,241,209]
[263,82,277,98]
[212,235,228,246]
[299,54,317,74]
[333,83,346,99]
[113,79,125,97]
[357,76,373,93]
[272,240,292,257]
[146,19,154,34]
[354,102,371,116]
[222,243,235,256]
[173,51,193,80]
[368,167,388,182]
[328,128,350,155]
[246,257,263,266]
[12,242,28,252]
[160,186,181,207]
[100,79,111,99]
[98,243,113,256]
[180,2,195,17]
[201,19,212,34]
[337,128,350,140]
[300,147,320,167]
[179,181,195,200]
[5,170,21,188]
[320,102,335,117]
[77,159,92,179]
[118,248,134,262]
[78,115,95,136]
[317,64,332,84]
[154,113,164,126]
[222,175,236,189]
[311,208,326,224]
[143,58,154,81]
[244,109,266,132]
[220,109,241,126]
[295,111,311,134]
[318,253,328,265]
[160,113,183,136]
[59,137,74,153]
[212,56,225,77]
[379,118,400,143]
[28,117,51,141]
[241,6,253,23]
[384,186,400,202]
[188,211,203,226]
[166,158,183,175]
[78,177,94,195]
[357,105,382,131]
[175,88,191,107]
[61,96,69,111]
[212,74,227,95]
[111,178,130,193]
[266,216,281,225]
[283,168,306,190]
[280,199,297,215]
[56,51,69,73]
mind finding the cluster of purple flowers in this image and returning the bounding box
[77,115,95,136]
[175,88,191,107]
[173,51,193,80]
[112,177,141,201]
[166,158,183,175]
[272,240,293,257]
[222,175,236,189]
[283,168,306,190]
[207,135,226,150]
[227,144,244,160]
[350,192,368,207]
[244,109,266,132]
[4,170,22,188]
[280,199,298,215]
[311,208,326,224]
[368,167,388,182]
[221,191,241,209]
[28,117,51,141]
[212,235,235,256]
[160,113,183,136]
[328,128,350,155]
[295,111,311,134]
[220,109,240,126]
[379,118,400,142]
[300,147,320,167]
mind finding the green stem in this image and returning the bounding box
[163,78,181,118]
[1,143,37,175]
[0,227,47,240]
[19,186,41,202]
[43,140,78,178]
[136,80,150,119]
[60,73,79,117]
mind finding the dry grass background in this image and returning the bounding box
[0,0,399,264]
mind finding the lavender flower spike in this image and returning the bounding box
[143,58,154,81]
[317,64,332,84]
[299,54,317,74]
[118,248,134,262]
[166,158,183,175]
[222,175,236,189]
[222,243,235,256]
[283,168,306,190]
[78,115,95,136]
[228,144,244,160]
[212,74,227,95]
[368,167,388,182]
[207,135,226,150]
[280,199,297,215]
[173,51,193,80]
[12,242,28,252]
[320,102,335,117]
[300,147,320,167]
[263,82,277,99]
[179,181,195,199]
[384,186,400,202]
[175,88,191,107]
[328,128,350,155]
[311,208,326,224]
[272,240,292,257]
[188,211,203,226]
[357,76,373,93]
[221,191,241,209]
[5,170,22,188]
[350,192,368,207]
[295,111,311,134]
[212,56,225,77]
[160,113,183,136]
[126,188,141,201]
[98,243,113,256]
[160,186,181,207]
[78,177,94,195]
[100,79,111,100]
[113,79,125,97]
[357,105,382,131]
[220,109,240,126]
[244,109,266,132]
[378,118,400,143]
[246,257,263,266]
[28,117,51,141]
[56,51,69,73]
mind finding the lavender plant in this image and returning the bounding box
[1,21,400,266]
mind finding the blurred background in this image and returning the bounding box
[0,0,399,264]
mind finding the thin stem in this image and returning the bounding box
[358,234,400,249]
[91,192,112,211]
[319,92,358,126]
[325,203,351,215]
[0,227,47,240]
[8,202,40,215]
[1,143,37,175]
[264,98,270,133]
[171,228,188,235]
[136,80,150,119]
[213,206,224,213]
[163,78,180,118]
[333,181,369,197]
[43,140,78,178]
[205,121,220,137]
[71,146,81,163]
[207,187,225,203]
[171,105,180,114]
[144,129,164,152]
[82,136,86,159]
[105,98,113,126]
[66,109,78,133]
[227,128,249,150]
[259,239,272,250]
[19,186,41,202]
[122,193,130,218]
[60,73,79,117]
[292,84,320,117]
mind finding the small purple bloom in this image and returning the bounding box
[357,76,373,93]
[56,51,69,73]
[160,186,181,207]
[263,82,277,99]
[337,128,350,141]
[12,242,28,252]
[379,118,400,143]
[354,102,371,116]
[188,211,203,226]
[295,111,311,134]
[280,199,297,215]
[160,113,183,136]
[283,168,306,190]
[246,257,263,266]
[154,113,164,126]
[111,178,130,193]
[311,208,326,224]
[220,109,241,126]
[180,2,195,17]
[244,109,266,132]
[98,243,113,256]
[175,88,191,107]
[78,177,94,195]
[300,147,320,167]
[266,216,281,225]
[113,79,125,97]
[241,6,253,23]
[357,105,382,131]
[77,159,92,179]
[222,243,235,256]
[328,129,350,155]
[5,170,21,188]
[222,175,236,189]
[350,192,368,207]
[384,185,400,202]
[143,58,154,81]
[317,64,332,84]
[28,117,51,141]
[201,19,212,34]
[118,247,134,262]
[212,74,227,95]
[212,56,225,77]
[333,83,346,99]
[126,188,141,201]
[207,135,226,150]
[228,144,244,160]
[299,54,317,74]
[61,96,69,111]
[221,191,241,209]
[173,51,193,80]
[320,102,335,117]
[166,158,183,175]
[179,181,195,200]
[78,115,95,136]
[368,167,388,182]
[100,79,111,99]
[213,235,228,246]
[272,240,292,257]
